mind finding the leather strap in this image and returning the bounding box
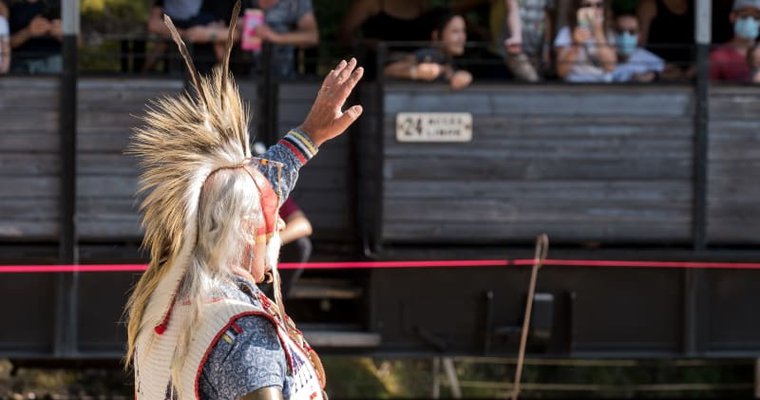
[240,386,285,400]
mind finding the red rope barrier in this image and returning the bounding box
[1,258,760,274]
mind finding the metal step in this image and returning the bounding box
[303,330,382,348]
[289,278,363,300]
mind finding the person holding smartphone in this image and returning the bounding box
[553,0,617,82]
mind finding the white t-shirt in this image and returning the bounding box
[0,16,9,37]
[554,26,613,82]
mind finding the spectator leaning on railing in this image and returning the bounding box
[5,0,62,74]
[610,11,663,82]
[554,0,617,82]
[710,0,760,83]
[144,0,231,74]
[339,0,433,79]
[384,8,473,90]
[0,1,9,74]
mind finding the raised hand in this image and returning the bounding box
[299,58,364,147]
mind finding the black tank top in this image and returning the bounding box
[647,0,694,67]
[360,0,428,43]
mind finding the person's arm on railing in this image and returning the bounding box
[384,55,443,81]
[504,0,523,53]
[256,11,319,48]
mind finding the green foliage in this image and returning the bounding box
[323,357,438,398]
[81,0,152,34]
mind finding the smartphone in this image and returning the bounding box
[241,9,264,52]
[576,7,594,29]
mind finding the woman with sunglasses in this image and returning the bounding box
[554,0,617,82]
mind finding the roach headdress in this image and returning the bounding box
[127,1,284,347]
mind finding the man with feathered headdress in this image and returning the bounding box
[124,2,364,398]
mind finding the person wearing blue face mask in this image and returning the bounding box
[610,12,664,82]
[710,0,760,82]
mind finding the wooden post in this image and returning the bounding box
[443,357,462,399]
[754,358,760,399]
[54,0,79,358]
[510,234,549,400]
[432,357,441,399]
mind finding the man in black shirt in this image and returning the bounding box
[6,0,62,74]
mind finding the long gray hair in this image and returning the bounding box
[170,166,282,391]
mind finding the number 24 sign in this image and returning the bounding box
[395,112,472,143]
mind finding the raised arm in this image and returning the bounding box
[255,58,364,202]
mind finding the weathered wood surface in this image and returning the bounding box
[76,78,184,240]
[0,78,60,240]
[707,87,760,244]
[0,78,184,240]
[0,78,355,243]
[380,84,694,244]
[4,79,760,247]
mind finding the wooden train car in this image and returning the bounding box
[2,76,760,360]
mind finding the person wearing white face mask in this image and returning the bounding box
[710,0,760,82]
[610,12,664,82]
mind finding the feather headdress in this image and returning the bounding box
[125,1,280,360]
